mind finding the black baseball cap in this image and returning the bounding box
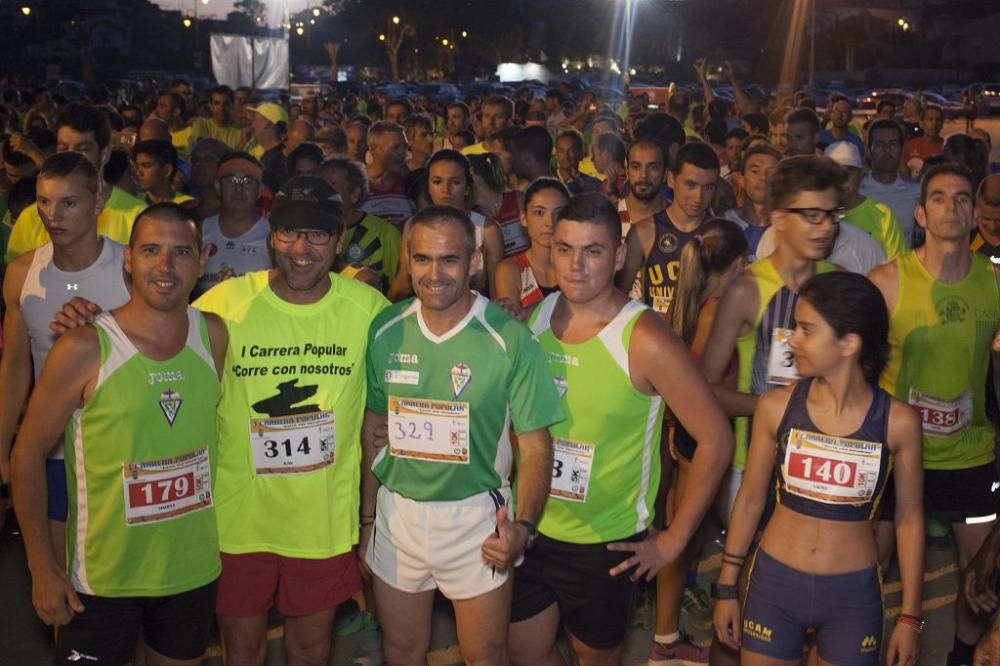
[269,175,344,233]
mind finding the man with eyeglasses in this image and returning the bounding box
[196,152,271,296]
[700,156,841,569]
[194,175,389,665]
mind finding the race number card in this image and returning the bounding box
[550,438,595,502]
[908,388,972,437]
[767,327,800,386]
[249,411,336,475]
[388,396,470,464]
[122,447,213,525]
[782,428,883,504]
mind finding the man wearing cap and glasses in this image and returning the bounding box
[196,151,271,296]
[195,175,389,665]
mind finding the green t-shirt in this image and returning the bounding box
[65,310,221,597]
[528,295,663,543]
[195,270,389,558]
[367,293,563,501]
[843,197,906,260]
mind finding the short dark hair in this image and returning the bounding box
[555,191,621,243]
[288,142,324,174]
[919,162,975,205]
[667,91,691,119]
[597,133,627,165]
[386,97,413,117]
[409,204,476,253]
[767,155,845,213]
[545,89,564,103]
[511,125,554,167]
[632,112,685,166]
[129,202,202,249]
[210,85,234,102]
[875,99,895,115]
[670,141,720,175]
[556,127,584,154]
[446,101,471,117]
[319,155,368,198]
[725,127,749,144]
[866,119,905,149]
[57,104,112,150]
[742,112,769,135]
[483,95,515,119]
[403,112,434,134]
[785,108,820,134]
[133,139,178,171]
[38,151,100,195]
[523,177,570,211]
[741,144,782,173]
[703,118,728,146]
[799,272,889,384]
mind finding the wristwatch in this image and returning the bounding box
[515,519,539,550]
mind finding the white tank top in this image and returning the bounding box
[198,214,272,295]
[20,238,131,459]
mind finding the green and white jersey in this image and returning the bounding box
[65,310,221,597]
[529,294,664,543]
[367,293,563,502]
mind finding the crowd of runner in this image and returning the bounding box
[0,66,998,666]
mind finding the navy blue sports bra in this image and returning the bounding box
[774,378,892,521]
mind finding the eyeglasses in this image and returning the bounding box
[780,207,845,225]
[273,228,335,245]
[220,175,256,187]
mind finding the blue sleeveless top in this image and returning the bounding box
[775,378,892,521]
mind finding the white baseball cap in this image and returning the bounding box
[824,140,863,169]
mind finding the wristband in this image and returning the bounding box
[711,583,739,600]
[897,614,925,633]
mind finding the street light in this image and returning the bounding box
[461,30,467,38]
[312,7,321,16]
[441,38,449,46]
[379,33,386,41]
[392,16,400,25]
[296,26,304,35]
[183,17,192,27]
[20,6,31,16]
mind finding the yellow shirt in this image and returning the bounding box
[579,156,601,179]
[190,118,244,151]
[5,186,146,263]
[461,142,488,156]
[171,126,193,158]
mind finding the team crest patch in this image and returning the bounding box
[450,363,472,398]
[347,243,364,261]
[657,233,678,254]
[554,375,568,399]
[159,388,182,426]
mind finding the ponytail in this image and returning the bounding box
[668,218,749,346]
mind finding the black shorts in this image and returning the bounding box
[509,531,643,650]
[55,579,218,664]
[877,462,999,522]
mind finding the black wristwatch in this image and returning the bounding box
[711,582,739,600]
[515,519,539,550]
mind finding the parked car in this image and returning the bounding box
[415,82,461,105]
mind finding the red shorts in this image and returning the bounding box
[216,551,361,618]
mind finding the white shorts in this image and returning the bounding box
[366,486,511,600]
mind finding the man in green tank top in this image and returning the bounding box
[870,163,1000,665]
[364,205,563,666]
[11,203,228,665]
[508,192,733,665]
